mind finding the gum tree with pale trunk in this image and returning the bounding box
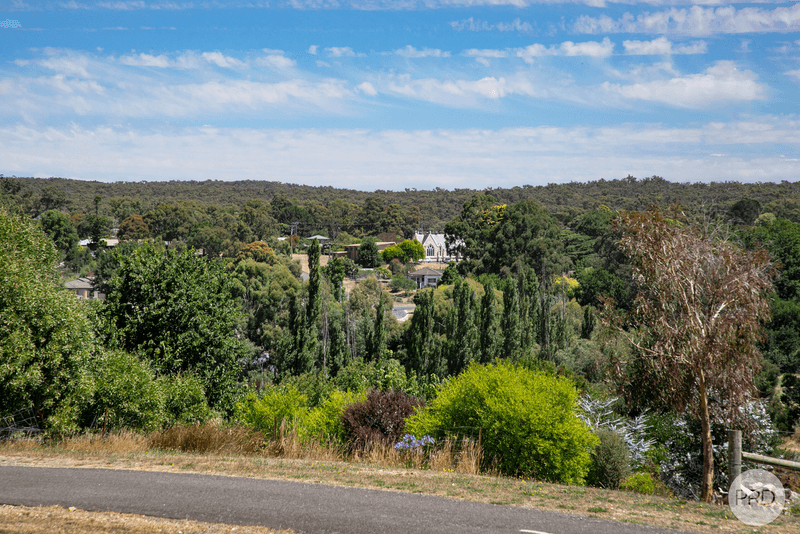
[601,206,774,502]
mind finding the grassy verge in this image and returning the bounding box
[1,428,799,534]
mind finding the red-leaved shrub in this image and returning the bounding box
[341,389,422,450]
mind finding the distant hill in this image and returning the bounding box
[6,175,800,228]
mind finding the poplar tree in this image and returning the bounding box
[501,280,522,361]
[405,289,443,378]
[479,280,500,363]
[447,278,478,375]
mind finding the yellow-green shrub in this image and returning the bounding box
[406,360,597,483]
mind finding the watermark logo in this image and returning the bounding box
[729,468,785,526]
[1,19,21,28]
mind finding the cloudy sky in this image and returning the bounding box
[1,0,799,190]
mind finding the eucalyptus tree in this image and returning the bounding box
[601,206,774,502]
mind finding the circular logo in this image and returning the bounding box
[729,469,785,526]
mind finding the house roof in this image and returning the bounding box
[409,268,443,277]
[415,232,446,249]
[65,277,95,290]
[308,235,330,241]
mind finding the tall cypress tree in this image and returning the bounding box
[501,280,522,361]
[367,297,387,362]
[448,278,478,375]
[405,289,442,378]
[307,238,321,325]
[479,280,500,363]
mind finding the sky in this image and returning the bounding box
[1,1,799,191]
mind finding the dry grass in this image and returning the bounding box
[0,504,294,534]
[149,424,263,455]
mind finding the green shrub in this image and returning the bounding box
[235,384,308,436]
[587,429,631,489]
[406,361,597,483]
[302,389,366,443]
[160,373,215,426]
[620,472,656,495]
[333,358,420,397]
[79,350,165,432]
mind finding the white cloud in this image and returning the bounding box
[623,37,707,55]
[449,17,533,33]
[357,82,377,96]
[38,56,91,78]
[255,54,296,69]
[202,52,247,69]
[602,61,765,108]
[516,38,614,63]
[3,120,800,190]
[395,45,450,58]
[325,47,358,57]
[118,53,170,67]
[463,49,508,58]
[387,75,540,105]
[308,45,318,55]
[574,5,800,37]
[787,70,800,82]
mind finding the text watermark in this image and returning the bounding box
[729,468,785,526]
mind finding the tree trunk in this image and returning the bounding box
[699,370,715,502]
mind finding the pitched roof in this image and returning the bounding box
[65,277,94,290]
[409,268,443,277]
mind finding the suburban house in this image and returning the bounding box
[408,267,443,289]
[343,241,396,262]
[414,232,458,263]
[65,277,104,300]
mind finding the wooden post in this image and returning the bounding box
[102,407,109,440]
[728,429,742,485]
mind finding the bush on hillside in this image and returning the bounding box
[587,429,631,489]
[78,350,165,432]
[235,385,308,437]
[341,389,422,451]
[405,361,597,483]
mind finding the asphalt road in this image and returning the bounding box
[0,466,688,534]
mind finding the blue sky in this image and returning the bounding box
[1,1,799,191]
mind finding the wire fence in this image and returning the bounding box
[0,407,43,441]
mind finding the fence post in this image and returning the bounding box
[728,429,742,485]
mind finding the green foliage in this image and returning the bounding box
[438,262,460,285]
[357,237,380,268]
[40,210,78,259]
[406,361,597,483]
[0,208,94,432]
[398,239,425,262]
[390,274,415,292]
[236,384,309,436]
[302,389,365,443]
[587,429,632,489]
[227,258,299,353]
[160,373,215,426]
[620,472,656,495]
[102,242,248,414]
[381,244,405,264]
[575,267,626,308]
[79,350,165,433]
[333,358,420,397]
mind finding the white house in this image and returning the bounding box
[414,232,455,262]
[408,267,443,289]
